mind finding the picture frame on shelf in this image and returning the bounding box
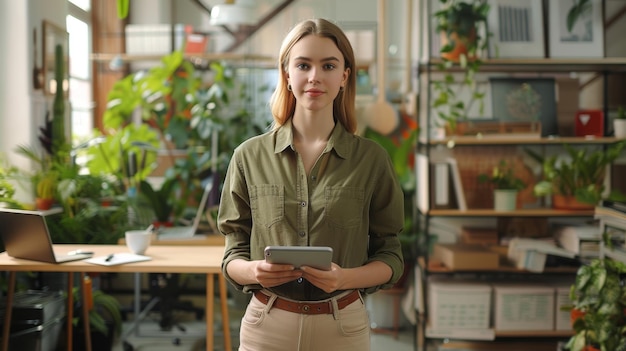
[548,0,604,58]
[42,20,69,97]
[489,77,558,137]
[487,0,545,58]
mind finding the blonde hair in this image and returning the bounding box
[269,18,357,134]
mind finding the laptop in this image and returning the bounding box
[157,178,214,240]
[0,208,93,263]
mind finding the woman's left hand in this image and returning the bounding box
[299,263,343,293]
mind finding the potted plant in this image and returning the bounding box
[35,171,57,210]
[614,106,626,139]
[526,142,626,209]
[138,178,177,228]
[565,257,626,351]
[70,281,123,351]
[477,160,526,211]
[432,0,491,135]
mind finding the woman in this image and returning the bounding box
[218,18,405,351]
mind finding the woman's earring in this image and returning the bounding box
[288,84,292,91]
[339,86,344,92]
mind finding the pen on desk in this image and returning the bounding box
[105,254,115,262]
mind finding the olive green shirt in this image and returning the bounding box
[218,119,404,301]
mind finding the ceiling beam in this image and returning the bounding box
[190,0,295,52]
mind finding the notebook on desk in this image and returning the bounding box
[0,208,93,263]
[157,178,214,240]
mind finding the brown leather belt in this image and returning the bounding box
[254,290,360,315]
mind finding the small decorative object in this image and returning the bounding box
[575,109,604,137]
[478,160,525,211]
[613,106,626,139]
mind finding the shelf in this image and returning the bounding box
[419,136,623,146]
[426,208,594,217]
[494,330,574,338]
[90,53,274,64]
[420,57,626,73]
[425,326,573,340]
[422,257,579,275]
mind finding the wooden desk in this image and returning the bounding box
[0,244,231,351]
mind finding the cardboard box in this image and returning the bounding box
[433,244,500,270]
[461,227,498,245]
[493,284,555,331]
[555,286,573,331]
[428,280,492,329]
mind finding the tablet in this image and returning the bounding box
[264,246,333,271]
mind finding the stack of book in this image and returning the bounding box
[554,225,601,263]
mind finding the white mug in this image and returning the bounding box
[125,230,152,255]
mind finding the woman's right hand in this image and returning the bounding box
[253,260,303,288]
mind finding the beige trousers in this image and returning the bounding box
[238,291,371,351]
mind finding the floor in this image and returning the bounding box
[110,293,415,351]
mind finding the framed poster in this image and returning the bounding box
[42,20,69,96]
[548,0,604,58]
[490,77,558,136]
[487,0,545,58]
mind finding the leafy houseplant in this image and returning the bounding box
[432,0,491,134]
[138,178,177,227]
[364,125,420,268]
[477,160,526,191]
[102,50,268,225]
[478,160,526,211]
[71,282,123,350]
[566,258,626,351]
[526,141,626,209]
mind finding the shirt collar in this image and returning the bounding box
[274,119,352,160]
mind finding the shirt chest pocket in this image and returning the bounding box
[324,186,365,229]
[250,184,285,228]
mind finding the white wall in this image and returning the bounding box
[0,0,67,202]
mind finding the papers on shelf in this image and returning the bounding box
[507,237,576,273]
[85,252,151,266]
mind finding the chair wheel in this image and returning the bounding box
[173,337,182,345]
[123,341,134,351]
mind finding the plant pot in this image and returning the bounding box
[35,197,54,210]
[570,308,586,327]
[615,119,626,138]
[439,30,477,62]
[552,194,594,210]
[494,189,517,211]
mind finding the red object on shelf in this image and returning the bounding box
[575,109,604,137]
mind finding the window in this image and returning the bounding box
[67,0,93,142]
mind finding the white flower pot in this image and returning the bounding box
[615,119,626,139]
[494,189,517,211]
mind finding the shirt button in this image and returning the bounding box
[311,175,316,181]
[300,201,306,207]
[299,231,305,237]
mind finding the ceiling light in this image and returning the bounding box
[210,1,256,26]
